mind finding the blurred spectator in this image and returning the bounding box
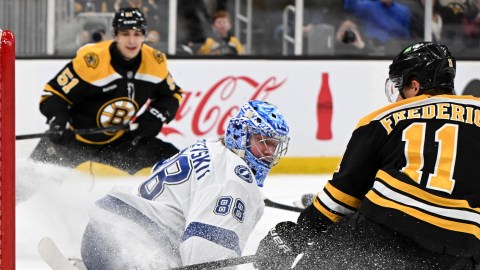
[198,11,244,55]
[438,0,470,53]
[91,28,106,43]
[420,0,443,42]
[398,0,425,40]
[344,0,411,47]
[335,17,367,54]
[400,0,443,42]
[462,0,480,47]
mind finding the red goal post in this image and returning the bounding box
[0,29,16,270]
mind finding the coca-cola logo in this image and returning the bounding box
[162,76,285,137]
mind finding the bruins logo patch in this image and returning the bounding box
[84,52,99,68]
[153,50,165,64]
[97,98,138,135]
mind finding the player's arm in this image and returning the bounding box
[255,123,384,269]
[39,62,90,143]
[149,71,183,124]
[135,54,183,138]
[299,123,383,231]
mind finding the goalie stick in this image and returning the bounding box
[167,255,257,270]
[37,237,80,270]
[38,235,255,270]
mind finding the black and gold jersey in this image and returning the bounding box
[198,35,244,55]
[309,94,480,260]
[40,40,183,144]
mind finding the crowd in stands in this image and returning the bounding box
[69,0,480,57]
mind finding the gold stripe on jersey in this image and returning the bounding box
[173,92,182,103]
[313,195,343,222]
[364,170,480,239]
[313,182,359,222]
[366,190,480,240]
[72,41,117,86]
[377,170,480,211]
[43,84,73,105]
[325,181,361,209]
[356,95,480,133]
[75,130,125,145]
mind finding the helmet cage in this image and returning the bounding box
[247,126,289,167]
[385,76,403,103]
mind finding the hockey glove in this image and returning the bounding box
[48,115,74,144]
[254,221,304,270]
[135,107,168,139]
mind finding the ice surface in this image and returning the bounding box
[15,140,329,270]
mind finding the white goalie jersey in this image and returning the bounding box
[93,138,265,267]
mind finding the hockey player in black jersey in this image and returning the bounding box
[255,42,480,269]
[30,7,182,175]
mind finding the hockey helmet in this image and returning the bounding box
[112,7,147,34]
[225,100,290,187]
[385,42,456,102]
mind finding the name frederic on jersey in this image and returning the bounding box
[103,84,117,92]
[380,102,480,134]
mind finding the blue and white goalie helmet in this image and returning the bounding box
[225,100,290,187]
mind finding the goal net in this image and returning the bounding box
[0,29,16,270]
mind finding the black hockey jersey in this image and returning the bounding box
[308,94,480,261]
[40,40,183,144]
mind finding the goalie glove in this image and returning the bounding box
[48,115,74,144]
[254,221,306,270]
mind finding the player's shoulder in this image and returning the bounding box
[71,40,115,83]
[73,40,112,67]
[135,43,169,79]
[356,95,431,128]
[141,43,167,67]
[356,94,480,129]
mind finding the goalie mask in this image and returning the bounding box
[112,7,147,34]
[225,100,290,187]
[385,42,456,102]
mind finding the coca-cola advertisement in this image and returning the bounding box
[160,60,379,157]
[161,76,286,138]
[15,59,480,163]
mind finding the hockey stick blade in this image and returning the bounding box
[264,198,303,213]
[38,237,78,270]
[167,254,257,270]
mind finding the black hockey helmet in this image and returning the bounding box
[112,7,147,34]
[388,42,456,93]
